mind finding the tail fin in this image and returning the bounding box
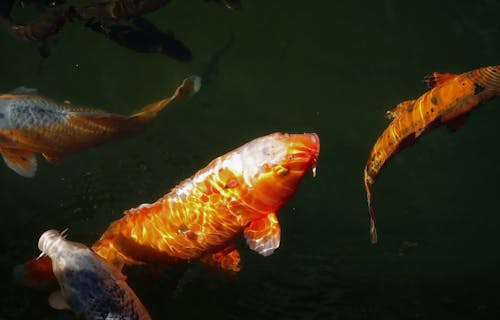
[131,75,201,121]
[364,169,378,244]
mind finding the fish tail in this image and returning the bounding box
[131,75,201,121]
[364,167,378,244]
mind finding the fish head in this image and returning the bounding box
[38,229,64,258]
[237,132,320,212]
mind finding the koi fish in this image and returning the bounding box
[15,132,319,290]
[364,65,500,244]
[74,0,171,22]
[38,229,152,320]
[86,18,192,62]
[0,5,71,57]
[92,132,320,272]
[0,75,201,177]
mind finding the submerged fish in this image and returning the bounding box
[0,4,71,57]
[364,65,500,243]
[86,18,192,62]
[74,0,171,22]
[38,229,151,320]
[92,132,320,271]
[0,75,201,177]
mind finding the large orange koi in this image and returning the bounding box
[364,65,500,244]
[16,132,319,283]
[92,132,319,271]
[0,75,200,177]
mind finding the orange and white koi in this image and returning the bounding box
[91,132,319,271]
[38,229,151,320]
[0,75,200,177]
[15,132,319,288]
[364,65,500,243]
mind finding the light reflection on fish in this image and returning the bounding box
[38,229,151,320]
[0,75,201,177]
[364,65,500,243]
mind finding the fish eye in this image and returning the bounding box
[274,165,289,177]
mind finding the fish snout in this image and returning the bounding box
[38,229,62,254]
[286,133,320,175]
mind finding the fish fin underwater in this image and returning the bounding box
[423,72,457,88]
[244,212,281,256]
[200,245,241,272]
[1,148,37,177]
[385,99,416,120]
[131,75,201,120]
[48,290,70,310]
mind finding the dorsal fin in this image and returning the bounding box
[423,72,457,88]
[11,86,38,95]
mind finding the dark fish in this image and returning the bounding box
[87,17,192,62]
[74,0,171,22]
[0,5,71,57]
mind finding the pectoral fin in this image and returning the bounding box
[446,113,469,132]
[48,290,70,310]
[42,152,64,165]
[386,100,415,120]
[244,213,281,256]
[423,72,457,88]
[1,149,37,177]
[200,245,241,272]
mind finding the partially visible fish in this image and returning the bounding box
[364,65,500,243]
[0,75,201,177]
[86,17,192,62]
[38,229,151,320]
[0,4,71,57]
[74,0,171,22]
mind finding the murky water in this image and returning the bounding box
[1,0,500,319]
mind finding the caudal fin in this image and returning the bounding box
[364,169,378,244]
[131,75,201,120]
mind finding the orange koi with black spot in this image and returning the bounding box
[0,76,200,177]
[364,65,500,243]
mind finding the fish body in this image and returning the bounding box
[0,76,200,177]
[0,4,71,56]
[87,18,192,61]
[92,132,320,271]
[38,229,151,320]
[74,0,171,22]
[364,65,500,243]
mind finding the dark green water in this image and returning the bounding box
[1,0,500,319]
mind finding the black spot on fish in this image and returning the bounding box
[474,83,485,95]
[430,108,434,112]
[0,113,4,119]
[431,96,438,105]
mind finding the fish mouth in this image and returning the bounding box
[286,133,320,176]
[38,229,63,256]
